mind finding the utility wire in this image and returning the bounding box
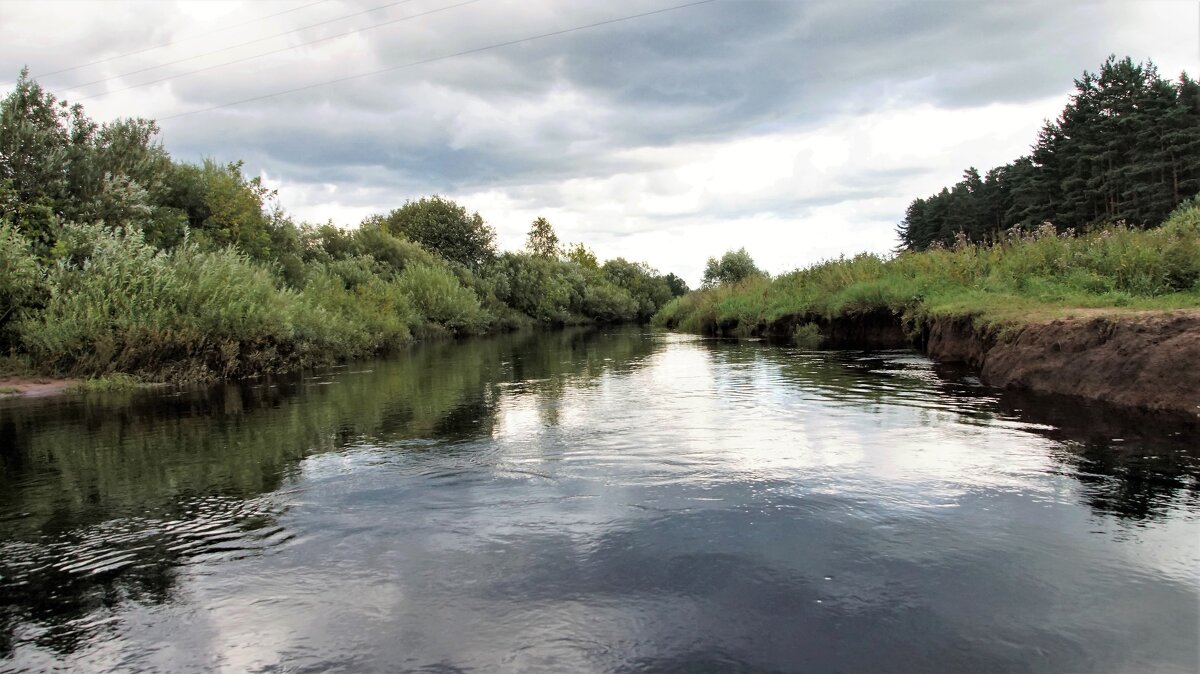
[62,0,446,92]
[162,0,717,121]
[75,0,484,102]
[33,0,333,79]
[67,0,424,91]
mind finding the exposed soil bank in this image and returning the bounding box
[0,376,76,399]
[936,311,1200,417]
[762,309,1200,416]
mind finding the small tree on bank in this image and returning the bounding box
[702,248,764,287]
[526,216,559,258]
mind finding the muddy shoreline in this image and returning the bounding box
[0,376,76,399]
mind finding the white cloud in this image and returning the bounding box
[1,0,1195,287]
[443,95,1068,285]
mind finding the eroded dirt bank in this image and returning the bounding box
[761,309,1200,416]
[927,310,1200,416]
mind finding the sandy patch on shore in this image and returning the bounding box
[0,376,76,398]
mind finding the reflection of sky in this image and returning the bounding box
[5,333,1199,673]
[491,336,1065,499]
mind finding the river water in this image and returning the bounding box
[1,328,1197,673]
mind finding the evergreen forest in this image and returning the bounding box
[898,57,1200,250]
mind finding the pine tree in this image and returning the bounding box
[897,56,1200,249]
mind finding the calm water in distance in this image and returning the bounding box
[1,328,1198,673]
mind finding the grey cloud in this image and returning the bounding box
[0,0,1179,258]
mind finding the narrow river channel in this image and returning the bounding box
[1,328,1197,673]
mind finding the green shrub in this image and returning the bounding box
[67,373,142,393]
[581,280,639,323]
[20,224,299,378]
[0,223,41,346]
[297,270,414,358]
[397,263,488,334]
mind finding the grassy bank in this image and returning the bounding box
[0,221,684,384]
[654,200,1200,339]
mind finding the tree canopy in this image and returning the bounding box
[898,56,1200,249]
[0,70,693,372]
[375,196,497,270]
[702,248,765,287]
[526,216,560,258]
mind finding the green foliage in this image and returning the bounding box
[602,257,674,321]
[659,200,1200,336]
[792,323,822,348]
[349,223,442,276]
[485,251,677,325]
[67,373,142,393]
[397,263,488,335]
[0,72,688,382]
[0,223,41,346]
[580,278,640,322]
[900,57,1200,249]
[663,273,689,297]
[162,159,275,258]
[0,69,175,253]
[702,248,766,288]
[296,267,414,358]
[526,216,560,258]
[564,242,599,269]
[20,224,295,378]
[490,252,583,324]
[376,196,496,271]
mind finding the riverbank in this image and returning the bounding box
[929,310,1200,414]
[755,308,1200,415]
[0,375,76,398]
[654,202,1200,415]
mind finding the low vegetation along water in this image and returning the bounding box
[1,328,1198,673]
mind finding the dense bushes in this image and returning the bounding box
[0,224,41,347]
[1,215,680,380]
[657,200,1200,336]
[18,225,300,378]
[0,73,685,382]
[396,263,488,335]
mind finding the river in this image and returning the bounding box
[1,328,1197,673]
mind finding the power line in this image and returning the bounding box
[74,0,484,102]
[162,0,718,121]
[32,0,333,79]
[66,0,425,92]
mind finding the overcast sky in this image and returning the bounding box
[2,0,1197,284]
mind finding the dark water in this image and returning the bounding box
[1,328,1198,673]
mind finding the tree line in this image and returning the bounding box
[0,70,687,380]
[898,56,1200,250]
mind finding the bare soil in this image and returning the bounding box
[0,376,76,399]
[926,310,1200,417]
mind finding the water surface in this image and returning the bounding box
[1,328,1198,673]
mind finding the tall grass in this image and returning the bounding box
[16,224,450,380]
[19,225,301,378]
[655,200,1200,335]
